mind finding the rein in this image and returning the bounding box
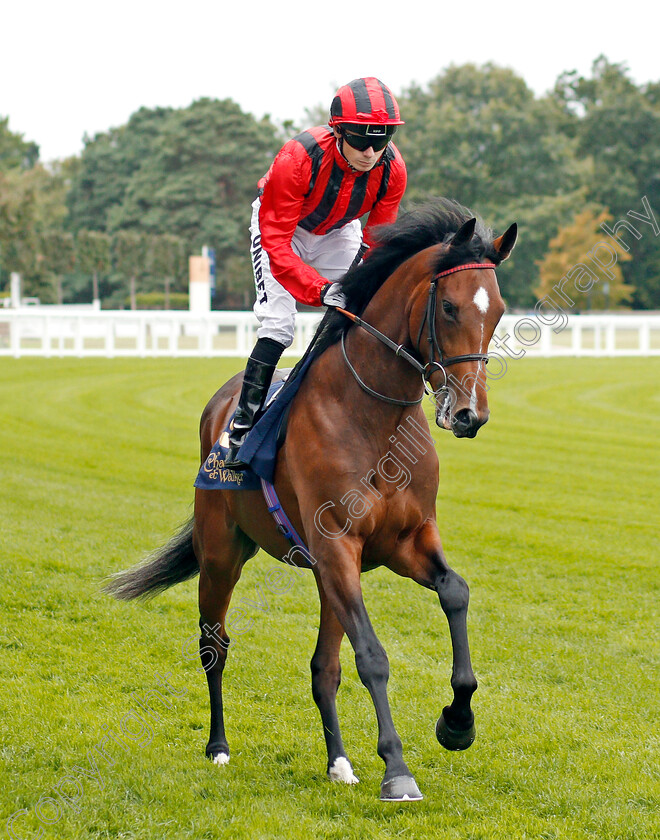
[340,331,424,406]
[336,262,497,407]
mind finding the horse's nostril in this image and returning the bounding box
[452,409,478,431]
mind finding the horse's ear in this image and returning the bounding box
[493,223,518,262]
[450,218,477,249]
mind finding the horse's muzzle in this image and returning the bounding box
[451,408,487,438]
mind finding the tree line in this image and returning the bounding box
[1,56,658,311]
[10,228,187,309]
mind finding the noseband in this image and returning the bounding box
[337,262,497,407]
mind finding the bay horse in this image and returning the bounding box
[106,200,517,802]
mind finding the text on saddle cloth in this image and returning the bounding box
[194,377,288,491]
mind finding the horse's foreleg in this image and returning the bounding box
[312,540,422,802]
[401,522,478,751]
[311,577,358,784]
[434,563,478,750]
[194,492,256,765]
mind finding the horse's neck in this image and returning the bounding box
[325,277,427,422]
[361,257,427,339]
[357,264,426,365]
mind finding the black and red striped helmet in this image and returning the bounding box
[328,77,404,127]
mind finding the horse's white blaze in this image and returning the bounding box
[328,756,359,784]
[469,378,478,414]
[213,752,230,766]
[469,324,485,414]
[473,286,489,314]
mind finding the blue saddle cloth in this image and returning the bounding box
[194,352,316,490]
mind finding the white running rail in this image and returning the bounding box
[0,309,659,358]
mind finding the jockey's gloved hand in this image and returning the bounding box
[321,282,347,309]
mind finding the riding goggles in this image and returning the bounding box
[340,124,396,152]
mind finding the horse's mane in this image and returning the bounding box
[294,198,498,371]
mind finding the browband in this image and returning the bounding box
[432,262,496,280]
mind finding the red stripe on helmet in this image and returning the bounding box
[364,77,388,119]
[329,78,404,126]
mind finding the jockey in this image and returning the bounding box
[224,77,407,469]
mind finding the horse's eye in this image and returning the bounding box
[442,299,456,318]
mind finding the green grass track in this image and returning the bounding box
[0,357,658,840]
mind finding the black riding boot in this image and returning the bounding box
[224,357,276,470]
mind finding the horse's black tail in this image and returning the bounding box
[103,515,199,601]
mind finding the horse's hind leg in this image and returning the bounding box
[311,578,358,785]
[194,491,257,765]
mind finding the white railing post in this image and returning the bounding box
[237,317,247,356]
[138,316,146,357]
[605,320,616,355]
[44,315,52,358]
[571,319,582,355]
[539,323,552,355]
[594,322,602,356]
[107,317,115,359]
[246,319,255,355]
[74,316,83,357]
[171,318,179,357]
[11,314,20,358]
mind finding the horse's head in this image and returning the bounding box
[417,218,517,438]
[317,200,517,438]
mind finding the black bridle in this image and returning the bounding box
[337,262,497,407]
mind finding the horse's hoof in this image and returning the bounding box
[380,775,423,801]
[208,751,230,766]
[328,756,359,784]
[436,712,475,751]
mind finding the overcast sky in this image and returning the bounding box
[3,0,658,163]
